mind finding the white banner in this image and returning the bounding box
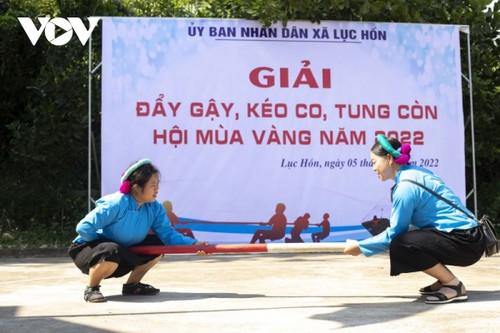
[102,18,465,243]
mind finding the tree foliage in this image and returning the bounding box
[0,0,498,243]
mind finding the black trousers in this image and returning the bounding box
[389,227,484,276]
[68,235,163,278]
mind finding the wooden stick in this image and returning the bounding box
[130,242,346,255]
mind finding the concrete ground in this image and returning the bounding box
[0,251,499,333]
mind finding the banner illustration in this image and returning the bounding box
[102,18,465,243]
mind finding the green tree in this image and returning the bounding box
[0,0,128,244]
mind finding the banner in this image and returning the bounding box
[102,18,465,243]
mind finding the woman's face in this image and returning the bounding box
[370,152,395,181]
[134,173,160,204]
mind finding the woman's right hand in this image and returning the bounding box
[194,241,211,256]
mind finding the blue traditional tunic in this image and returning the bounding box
[358,165,477,257]
[73,192,196,247]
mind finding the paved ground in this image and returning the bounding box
[1,251,499,333]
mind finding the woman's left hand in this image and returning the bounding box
[343,239,362,256]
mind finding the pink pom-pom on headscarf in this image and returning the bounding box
[394,143,412,165]
[119,180,131,194]
[118,159,152,194]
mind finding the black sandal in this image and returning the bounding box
[425,281,468,304]
[419,281,442,295]
[84,285,107,303]
[122,282,160,296]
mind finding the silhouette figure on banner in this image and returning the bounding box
[162,200,195,239]
[311,213,331,242]
[250,203,287,244]
[285,213,310,243]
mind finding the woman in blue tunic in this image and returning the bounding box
[69,159,207,303]
[343,135,484,304]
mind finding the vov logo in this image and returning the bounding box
[18,17,100,46]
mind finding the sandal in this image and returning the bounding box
[84,285,107,303]
[419,281,442,295]
[122,282,160,296]
[425,281,468,304]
